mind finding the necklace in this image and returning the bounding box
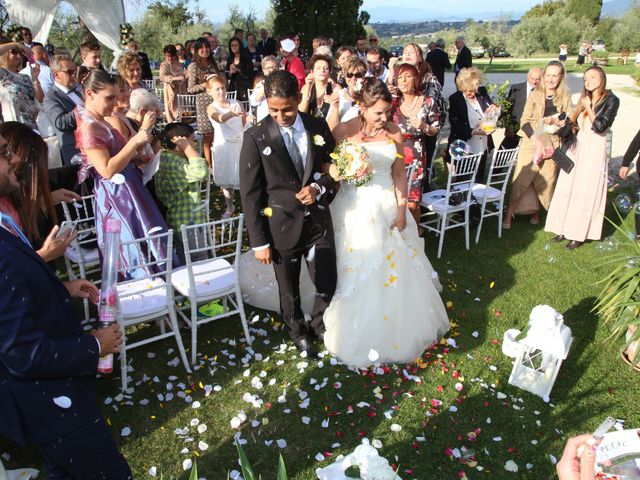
[361,123,382,138]
[402,94,420,114]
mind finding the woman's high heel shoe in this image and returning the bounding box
[503,214,514,230]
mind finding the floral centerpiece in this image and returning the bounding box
[119,23,134,48]
[329,141,374,187]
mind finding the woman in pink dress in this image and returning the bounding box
[544,66,619,249]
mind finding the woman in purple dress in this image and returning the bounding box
[75,69,173,277]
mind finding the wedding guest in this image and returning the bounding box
[125,88,162,136]
[0,40,41,129]
[392,63,440,225]
[300,54,334,119]
[326,56,366,130]
[234,28,247,48]
[426,38,451,87]
[75,68,172,274]
[117,51,144,91]
[206,75,250,217]
[0,121,78,261]
[504,60,573,228]
[249,56,279,122]
[334,45,355,87]
[187,37,222,167]
[501,66,542,149]
[78,41,103,70]
[619,128,640,182]
[453,36,472,76]
[208,34,228,70]
[246,33,261,74]
[106,74,136,141]
[184,40,196,68]
[280,37,305,90]
[311,37,329,54]
[366,47,389,83]
[545,66,619,249]
[176,43,187,66]
[19,27,33,48]
[294,34,311,65]
[155,122,208,262]
[256,28,277,58]
[44,54,82,165]
[559,44,568,64]
[355,36,367,60]
[159,44,186,123]
[19,42,53,94]
[226,36,253,101]
[368,35,388,65]
[447,66,496,181]
[126,40,152,81]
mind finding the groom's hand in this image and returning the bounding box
[255,247,272,265]
[295,186,318,205]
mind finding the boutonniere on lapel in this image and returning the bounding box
[262,146,272,155]
[313,135,326,147]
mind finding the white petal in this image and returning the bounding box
[53,396,72,409]
[367,349,379,362]
[182,459,192,471]
[390,423,402,432]
[121,427,131,437]
[276,439,287,448]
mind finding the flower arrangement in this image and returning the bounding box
[329,141,374,187]
[316,439,401,480]
[119,23,134,48]
[5,25,23,43]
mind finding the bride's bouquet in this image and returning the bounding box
[329,141,374,187]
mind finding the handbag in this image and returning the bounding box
[551,148,575,174]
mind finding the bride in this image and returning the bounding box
[323,77,450,368]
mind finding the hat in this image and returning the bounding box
[281,38,296,53]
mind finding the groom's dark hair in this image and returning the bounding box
[265,70,299,99]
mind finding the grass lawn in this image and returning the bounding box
[473,57,639,76]
[2,175,640,479]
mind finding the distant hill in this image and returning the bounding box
[372,19,519,39]
[602,0,634,16]
[366,6,526,23]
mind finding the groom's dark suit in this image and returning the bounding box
[239,112,337,341]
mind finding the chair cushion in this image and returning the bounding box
[117,278,168,318]
[421,190,469,213]
[65,244,99,265]
[172,258,234,298]
[471,183,503,201]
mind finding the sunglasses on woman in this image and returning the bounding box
[346,72,365,79]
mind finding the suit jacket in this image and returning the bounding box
[43,85,80,165]
[426,48,451,86]
[507,81,529,128]
[256,37,277,58]
[239,113,337,252]
[447,87,495,151]
[0,228,101,447]
[454,46,472,72]
[138,51,153,81]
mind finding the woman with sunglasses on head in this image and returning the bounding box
[545,66,619,250]
[160,44,186,122]
[186,37,223,167]
[0,40,41,130]
[326,56,367,131]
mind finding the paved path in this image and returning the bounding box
[439,71,639,177]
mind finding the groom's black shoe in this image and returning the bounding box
[293,337,319,358]
[310,329,325,343]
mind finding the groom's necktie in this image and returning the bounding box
[286,128,305,180]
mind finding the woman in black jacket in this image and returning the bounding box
[446,67,497,181]
[226,36,254,101]
[544,66,619,249]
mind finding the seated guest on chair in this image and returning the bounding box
[500,67,542,149]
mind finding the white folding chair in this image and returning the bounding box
[226,90,237,100]
[115,229,191,391]
[172,215,251,364]
[194,170,213,223]
[141,79,155,91]
[473,147,519,244]
[427,131,446,185]
[404,161,417,194]
[419,153,482,258]
[177,94,197,124]
[62,195,100,321]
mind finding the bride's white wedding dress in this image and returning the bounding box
[323,141,450,368]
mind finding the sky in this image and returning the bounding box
[178,0,545,23]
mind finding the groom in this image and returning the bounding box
[239,70,337,357]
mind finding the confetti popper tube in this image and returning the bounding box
[97,218,121,374]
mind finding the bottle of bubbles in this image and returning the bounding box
[97,218,121,374]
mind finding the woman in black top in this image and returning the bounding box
[226,36,253,101]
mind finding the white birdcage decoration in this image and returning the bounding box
[506,305,573,400]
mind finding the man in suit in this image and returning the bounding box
[501,66,542,149]
[0,131,129,479]
[126,40,153,81]
[355,36,367,60]
[207,34,228,70]
[257,28,277,58]
[426,38,451,87]
[44,54,83,166]
[454,36,472,76]
[239,70,337,357]
[79,41,104,71]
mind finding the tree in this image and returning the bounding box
[610,3,640,51]
[564,0,603,25]
[464,17,510,65]
[521,0,566,19]
[218,4,259,45]
[506,15,547,65]
[272,0,369,50]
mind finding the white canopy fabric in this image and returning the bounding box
[6,0,125,54]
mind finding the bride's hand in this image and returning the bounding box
[391,209,407,232]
